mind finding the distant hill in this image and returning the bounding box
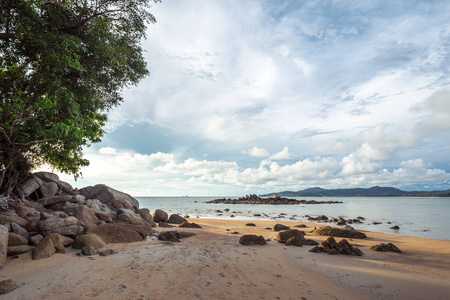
[260,186,450,197]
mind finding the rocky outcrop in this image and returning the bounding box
[79,184,139,212]
[273,224,290,231]
[309,237,363,256]
[370,243,401,253]
[73,234,105,250]
[312,226,367,239]
[117,209,145,225]
[38,216,81,236]
[152,209,168,223]
[0,225,8,269]
[167,214,187,224]
[239,235,267,245]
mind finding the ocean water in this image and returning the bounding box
[137,196,450,241]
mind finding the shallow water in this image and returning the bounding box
[137,196,450,240]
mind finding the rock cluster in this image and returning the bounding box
[275,229,319,246]
[207,194,342,205]
[306,215,363,226]
[312,226,367,239]
[309,237,363,256]
[370,243,401,253]
[0,172,158,271]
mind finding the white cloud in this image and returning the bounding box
[205,117,229,141]
[98,147,116,155]
[245,147,270,157]
[268,147,291,160]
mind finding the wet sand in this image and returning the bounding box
[1,219,449,300]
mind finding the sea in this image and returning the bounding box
[137,196,450,241]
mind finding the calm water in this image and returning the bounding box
[137,196,450,240]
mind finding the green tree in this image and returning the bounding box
[0,0,159,196]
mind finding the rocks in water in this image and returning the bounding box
[79,184,139,212]
[312,226,367,239]
[273,224,290,231]
[275,230,305,244]
[0,225,8,269]
[99,249,117,256]
[0,279,20,295]
[370,243,401,253]
[152,209,169,223]
[308,215,328,221]
[178,222,202,229]
[285,237,302,247]
[239,235,267,245]
[309,237,363,256]
[86,224,145,244]
[7,245,34,256]
[73,234,105,250]
[390,225,400,230]
[32,238,56,260]
[207,195,342,205]
[372,221,382,225]
[245,223,256,227]
[8,233,28,247]
[168,214,188,224]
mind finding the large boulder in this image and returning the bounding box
[72,205,100,229]
[152,209,168,222]
[168,214,187,224]
[275,230,306,244]
[34,172,59,182]
[312,226,367,239]
[86,224,144,244]
[32,238,55,260]
[79,184,139,212]
[38,182,59,198]
[239,235,267,245]
[8,233,28,247]
[38,195,85,207]
[72,234,105,250]
[0,225,8,269]
[42,233,65,252]
[38,216,81,236]
[309,237,363,256]
[117,209,145,225]
[0,210,28,227]
[137,208,154,224]
[9,222,30,241]
[285,237,302,247]
[19,176,42,196]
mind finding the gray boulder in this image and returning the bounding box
[117,209,145,225]
[38,195,85,207]
[30,234,44,246]
[38,216,81,236]
[7,245,34,256]
[72,205,100,229]
[0,210,28,227]
[79,184,139,212]
[19,176,42,196]
[8,233,28,247]
[152,209,168,223]
[73,233,105,250]
[168,214,188,224]
[0,225,8,269]
[34,171,59,182]
[32,238,55,260]
[10,222,30,240]
[39,182,59,198]
[137,208,154,223]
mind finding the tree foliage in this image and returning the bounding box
[0,0,159,196]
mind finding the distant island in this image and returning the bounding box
[260,186,450,197]
[207,194,342,205]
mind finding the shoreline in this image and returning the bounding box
[2,218,449,299]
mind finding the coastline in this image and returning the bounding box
[1,218,449,300]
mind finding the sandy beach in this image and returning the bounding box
[1,219,449,300]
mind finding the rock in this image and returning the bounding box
[159,222,173,228]
[309,237,362,256]
[152,209,169,223]
[0,225,9,269]
[73,205,100,229]
[370,243,401,253]
[38,195,85,207]
[7,245,34,256]
[10,222,30,240]
[273,224,290,231]
[335,239,363,256]
[34,171,60,182]
[178,222,202,228]
[73,234,106,250]
[294,224,307,228]
[239,235,267,245]
[0,279,20,295]
[82,245,98,256]
[372,221,382,225]
[167,214,188,224]
[312,226,367,239]
[30,234,43,246]
[99,249,118,256]
[38,216,80,236]
[0,210,28,227]
[157,231,180,242]
[390,225,400,230]
[94,211,112,223]
[32,238,55,260]
[86,224,144,243]
[79,184,139,212]
[245,223,256,227]
[303,239,319,246]
[19,176,42,196]
[39,182,59,198]
[42,233,65,252]
[137,208,154,224]
[285,237,302,247]
[62,236,74,247]
[344,225,355,231]
[8,233,28,246]
[275,230,305,244]
[117,209,145,225]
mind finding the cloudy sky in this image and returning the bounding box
[51,0,450,196]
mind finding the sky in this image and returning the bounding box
[46,0,450,196]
